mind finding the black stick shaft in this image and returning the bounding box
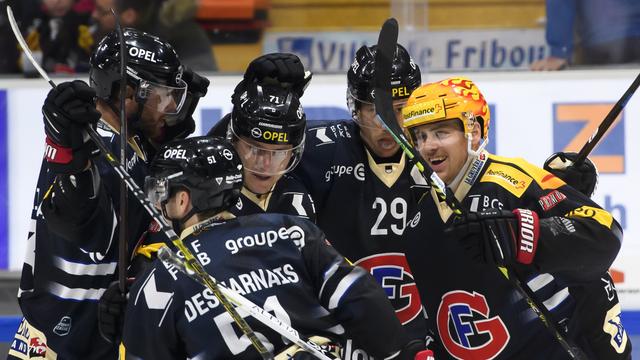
[111,7,128,295]
[575,72,640,165]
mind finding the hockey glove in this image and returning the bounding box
[163,67,207,141]
[242,53,312,98]
[42,80,101,174]
[273,335,340,360]
[98,280,131,344]
[447,208,540,267]
[544,151,598,197]
[394,339,435,360]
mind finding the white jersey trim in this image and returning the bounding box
[48,282,107,301]
[527,273,555,292]
[328,268,365,310]
[54,256,117,276]
[542,287,570,310]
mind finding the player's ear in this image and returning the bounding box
[178,190,192,215]
[471,120,482,150]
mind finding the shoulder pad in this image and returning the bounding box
[305,120,357,147]
[485,154,566,192]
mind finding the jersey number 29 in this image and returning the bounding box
[371,197,408,236]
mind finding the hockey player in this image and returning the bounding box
[290,44,433,357]
[122,136,427,359]
[8,29,208,359]
[400,77,630,359]
[208,78,316,221]
[543,151,629,360]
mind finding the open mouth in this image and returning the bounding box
[378,138,397,150]
[429,156,446,167]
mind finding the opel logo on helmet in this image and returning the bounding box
[250,127,262,138]
[175,68,183,84]
[222,149,234,160]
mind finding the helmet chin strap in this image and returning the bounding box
[245,183,275,198]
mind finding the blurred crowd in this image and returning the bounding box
[0,0,217,75]
[0,0,638,76]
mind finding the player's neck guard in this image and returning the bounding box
[179,211,235,239]
[447,134,488,190]
[241,186,275,211]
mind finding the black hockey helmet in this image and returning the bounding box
[347,44,421,117]
[90,28,188,115]
[228,82,306,175]
[145,136,243,219]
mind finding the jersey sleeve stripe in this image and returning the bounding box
[319,260,341,299]
[328,267,366,310]
[48,282,107,301]
[54,256,117,276]
[541,287,570,311]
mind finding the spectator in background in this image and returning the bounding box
[92,0,217,71]
[532,0,640,70]
[0,10,21,73]
[18,0,93,75]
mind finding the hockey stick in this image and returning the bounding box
[6,6,272,359]
[112,8,129,296]
[157,247,339,360]
[574,72,640,165]
[373,18,587,360]
[372,18,464,217]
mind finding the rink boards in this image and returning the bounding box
[0,70,639,316]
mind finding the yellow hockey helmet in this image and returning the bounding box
[402,77,490,140]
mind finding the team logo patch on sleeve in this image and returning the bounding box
[603,304,628,353]
[8,318,58,359]
[437,291,510,359]
[538,190,567,211]
[480,163,532,198]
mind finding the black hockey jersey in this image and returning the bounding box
[130,176,317,274]
[230,175,316,222]
[292,120,431,353]
[403,151,629,359]
[10,134,151,360]
[122,213,409,359]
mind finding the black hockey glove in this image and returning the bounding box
[241,53,312,98]
[42,80,101,174]
[98,280,131,344]
[446,208,540,267]
[544,151,598,197]
[163,67,208,141]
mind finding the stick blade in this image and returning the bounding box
[374,18,401,135]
